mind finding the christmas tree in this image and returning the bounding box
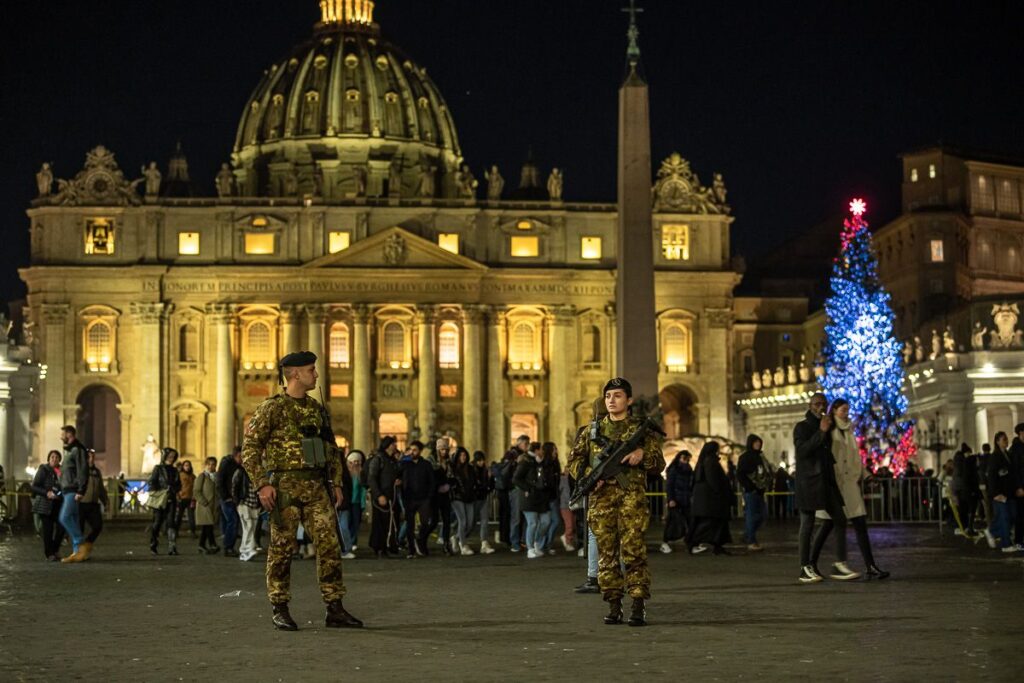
[821,199,915,473]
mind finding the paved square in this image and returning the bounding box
[0,521,1020,681]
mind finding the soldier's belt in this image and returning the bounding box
[268,468,325,482]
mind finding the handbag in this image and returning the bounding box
[146,488,169,510]
[751,455,775,492]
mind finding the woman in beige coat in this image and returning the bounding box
[194,456,220,554]
[811,399,889,579]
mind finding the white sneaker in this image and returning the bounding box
[494,531,501,544]
[1001,545,1019,554]
[983,529,996,549]
[691,544,709,555]
[798,565,823,583]
[954,528,964,536]
[548,548,556,556]
[238,552,254,562]
[480,541,495,555]
[510,545,521,553]
[341,551,356,560]
[577,547,585,557]
[659,542,672,554]
[460,544,475,556]
[829,561,862,580]
[351,545,358,551]
[526,548,540,559]
[561,534,572,551]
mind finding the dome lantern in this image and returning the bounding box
[318,0,375,29]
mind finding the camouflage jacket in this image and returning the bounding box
[242,393,342,491]
[568,414,665,492]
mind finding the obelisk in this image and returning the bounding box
[615,1,659,399]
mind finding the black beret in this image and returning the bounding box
[280,350,318,368]
[603,377,633,397]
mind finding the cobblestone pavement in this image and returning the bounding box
[0,519,1021,681]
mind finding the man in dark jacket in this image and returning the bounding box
[497,435,529,548]
[792,393,856,583]
[660,451,693,554]
[216,448,242,557]
[736,434,769,551]
[400,441,435,557]
[366,436,401,557]
[952,443,980,536]
[1009,424,1024,547]
[987,431,1019,552]
[57,425,90,562]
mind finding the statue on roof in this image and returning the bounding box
[547,168,564,202]
[215,163,234,198]
[36,163,53,197]
[142,162,162,197]
[456,164,478,199]
[484,165,504,200]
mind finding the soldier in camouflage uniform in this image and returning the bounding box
[242,350,363,631]
[569,377,665,627]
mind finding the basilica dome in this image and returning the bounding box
[232,1,462,199]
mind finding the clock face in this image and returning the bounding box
[89,171,114,196]
[661,179,690,207]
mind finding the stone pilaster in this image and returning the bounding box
[352,305,372,451]
[130,302,165,474]
[206,303,237,456]
[704,307,733,436]
[416,305,437,439]
[486,306,507,459]
[304,304,328,392]
[280,304,302,356]
[547,305,575,456]
[461,305,485,451]
[40,304,70,463]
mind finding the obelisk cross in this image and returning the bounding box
[622,0,644,66]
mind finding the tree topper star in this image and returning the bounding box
[849,198,867,217]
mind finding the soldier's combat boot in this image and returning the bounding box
[603,598,623,625]
[326,601,364,628]
[628,598,647,627]
[271,603,298,631]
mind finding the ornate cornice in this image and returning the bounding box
[129,302,165,325]
[41,304,70,326]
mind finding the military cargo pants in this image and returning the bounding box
[266,477,346,605]
[588,484,651,601]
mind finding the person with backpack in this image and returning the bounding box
[736,434,772,551]
[57,425,90,563]
[493,436,527,548]
[471,451,496,554]
[660,450,693,554]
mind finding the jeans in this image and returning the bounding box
[58,494,84,550]
[496,489,511,543]
[509,490,523,547]
[451,500,476,547]
[523,510,551,551]
[743,491,766,544]
[543,499,561,549]
[990,498,1015,548]
[473,497,490,543]
[337,510,354,553]
[219,501,238,550]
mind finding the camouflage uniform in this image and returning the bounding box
[242,393,345,606]
[569,415,665,601]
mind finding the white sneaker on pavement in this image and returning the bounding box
[460,544,475,556]
[526,548,540,559]
[341,551,356,560]
[1000,545,1019,553]
[480,541,496,554]
[659,542,672,554]
[983,529,997,549]
[799,565,824,584]
[830,561,862,580]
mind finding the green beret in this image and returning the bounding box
[603,377,632,397]
[280,350,318,368]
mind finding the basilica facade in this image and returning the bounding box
[19,1,739,476]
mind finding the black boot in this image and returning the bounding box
[574,577,600,594]
[272,603,298,631]
[603,598,623,625]
[628,598,647,627]
[865,564,890,580]
[326,601,364,628]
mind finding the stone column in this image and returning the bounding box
[280,304,302,355]
[974,406,989,451]
[207,304,237,456]
[546,305,574,455]
[40,304,70,463]
[461,305,484,451]
[486,306,507,459]
[304,304,328,392]
[705,308,733,437]
[352,305,372,451]
[130,302,165,474]
[416,305,437,439]
[0,399,9,493]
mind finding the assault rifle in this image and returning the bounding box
[569,417,665,508]
[318,387,348,554]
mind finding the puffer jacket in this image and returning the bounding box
[31,465,61,516]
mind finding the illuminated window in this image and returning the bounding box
[438,233,460,254]
[378,412,409,450]
[663,325,689,372]
[85,321,113,372]
[513,383,536,398]
[438,322,460,368]
[972,174,995,212]
[439,384,458,398]
[510,236,539,258]
[581,236,602,260]
[178,232,200,255]
[245,233,276,255]
[928,164,936,179]
[930,239,944,263]
[510,413,539,443]
[330,383,350,398]
[582,325,601,364]
[329,231,351,254]
[179,323,199,363]
[84,218,115,255]
[516,220,532,230]
[245,321,273,369]
[329,323,350,368]
[508,322,541,370]
[997,179,1020,215]
[910,168,919,183]
[383,321,406,368]
[662,224,689,260]
[346,88,360,102]
[251,216,268,228]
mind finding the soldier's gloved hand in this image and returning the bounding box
[257,485,277,512]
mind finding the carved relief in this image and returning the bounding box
[383,233,408,265]
[48,146,141,207]
[989,303,1023,349]
[652,152,729,215]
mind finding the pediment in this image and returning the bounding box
[304,227,487,271]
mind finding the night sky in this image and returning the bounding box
[3,0,1023,304]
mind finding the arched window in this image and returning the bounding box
[663,325,689,372]
[509,322,536,367]
[582,325,601,364]
[438,322,460,369]
[246,321,272,367]
[179,323,199,363]
[383,321,405,367]
[85,321,112,372]
[329,323,350,368]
